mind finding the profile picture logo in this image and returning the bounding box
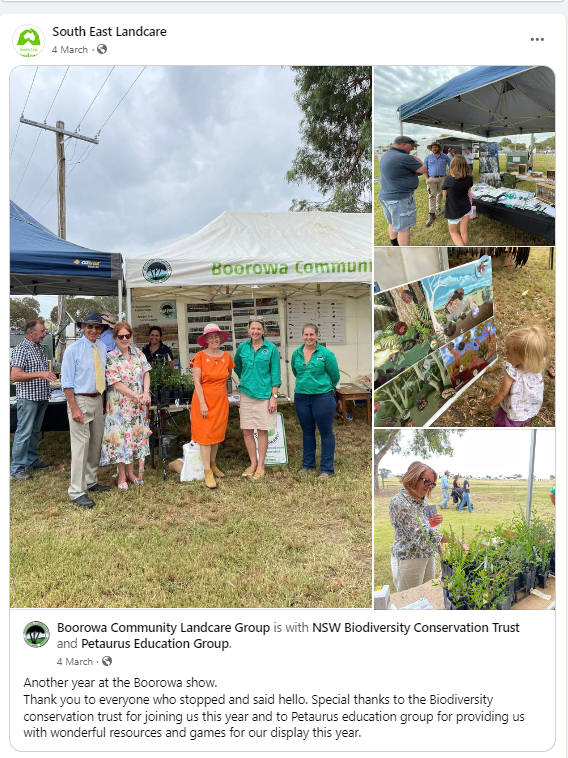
[13,26,45,58]
[24,621,50,648]
[143,259,172,283]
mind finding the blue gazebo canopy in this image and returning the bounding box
[10,201,122,296]
[400,66,555,138]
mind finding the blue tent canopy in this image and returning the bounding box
[400,66,555,138]
[10,201,122,296]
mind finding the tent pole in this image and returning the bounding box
[126,287,132,324]
[283,295,291,398]
[118,278,123,320]
[526,429,537,524]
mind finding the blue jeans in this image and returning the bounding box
[294,391,336,474]
[439,488,450,509]
[459,492,473,513]
[11,398,49,474]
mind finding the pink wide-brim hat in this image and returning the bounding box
[197,323,230,348]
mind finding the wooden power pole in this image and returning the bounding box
[19,117,98,364]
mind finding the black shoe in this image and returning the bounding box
[425,213,435,228]
[87,483,111,493]
[436,208,444,215]
[29,461,51,470]
[71,495,95,508]
[11,472,32,481]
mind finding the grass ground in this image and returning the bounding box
[10,404,372,608]
[431,246,555,427]
[374,154,556,246]
[374,478,555,585]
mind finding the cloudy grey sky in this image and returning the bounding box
[378,429,555,480]
[373,65,554,147]
[10,66,318,315]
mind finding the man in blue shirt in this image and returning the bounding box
[423,142,451,227]
[439,469,451,509]
[378,135,427,246]
[61,312,111,508]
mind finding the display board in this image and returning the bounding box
[286,297,346,344]
[374,256,496,427]
[479,142,500,181]
[186,297,283,362]
[131,299,179,359]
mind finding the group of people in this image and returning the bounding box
[189,319,340,489]
[439,470,473,513]
[378,136,475,246]
[10,312,342,507]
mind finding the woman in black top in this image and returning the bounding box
[142,326,174,370]
[442,154,473,246]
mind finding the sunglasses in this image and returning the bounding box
[117,334,131,340]
[419,477,436,487]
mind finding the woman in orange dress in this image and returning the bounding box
[190,323,235,489]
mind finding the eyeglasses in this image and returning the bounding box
[419,477,436,488]
[84,324,103,331]
[116,334,131,340]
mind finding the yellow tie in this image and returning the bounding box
[93,344,105,394]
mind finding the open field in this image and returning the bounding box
[431,246,555,427]
[374,478,555,585]
[374,154,555,246]
[11,404,372,608]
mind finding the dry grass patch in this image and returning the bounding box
[11,404,372,608]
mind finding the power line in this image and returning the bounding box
[10,67,38,159]
[35,67,146,219]
[75,66,115,131]
[44,67,70,120]
[95,66,146,135]
[13,128,43,201]
[35,142,95,218]
[14,68,70,201]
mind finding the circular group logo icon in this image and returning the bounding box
[13,25,44,58]
[143,259,172,283]
[24,621,50,648]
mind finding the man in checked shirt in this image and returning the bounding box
[10,319,56,481]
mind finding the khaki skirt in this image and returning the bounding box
[239,393,274,430]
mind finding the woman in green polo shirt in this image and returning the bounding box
[234,319,281,480]
[291,323,340,481]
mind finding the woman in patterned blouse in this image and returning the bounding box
[389,461,451,592]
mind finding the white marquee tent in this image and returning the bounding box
[125,211,372,395]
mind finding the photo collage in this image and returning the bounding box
[9,64,555,616]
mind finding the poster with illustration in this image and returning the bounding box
[373,256,497,427]
[421,256,493,341]
[374,281,439,388]
[373,351,455,427]
[439,318,497,391]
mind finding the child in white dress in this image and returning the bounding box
[487,326,550,427]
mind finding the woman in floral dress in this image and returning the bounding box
[100,321,151,489]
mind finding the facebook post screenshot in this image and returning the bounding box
[2,4,566,758]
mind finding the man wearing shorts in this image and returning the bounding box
[378,136,427,246]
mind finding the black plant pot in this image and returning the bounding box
[441,561,453,579]
[179,388,194,403]
[537,571,549,589]
[496,597,512,611]
[150,389,161,406]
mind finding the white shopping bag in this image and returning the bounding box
[180,441,205,482]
